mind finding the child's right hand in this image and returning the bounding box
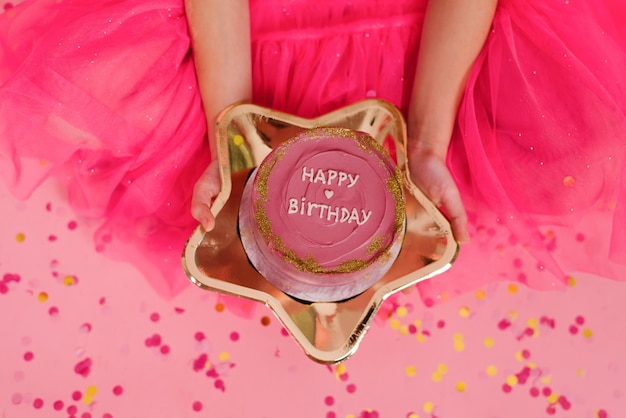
[191,160,221,231]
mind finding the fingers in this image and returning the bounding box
[439,181,470,244]
[191,161,221,231]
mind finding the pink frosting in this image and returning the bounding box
[260,130,398,269]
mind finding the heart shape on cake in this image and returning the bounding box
[324,189,334,199]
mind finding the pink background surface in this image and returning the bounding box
[2,180,626,418]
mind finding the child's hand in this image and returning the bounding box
[191,160,221,231]
[408,147,470,243]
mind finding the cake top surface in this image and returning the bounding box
[253,127,404,274]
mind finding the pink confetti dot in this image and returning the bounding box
[542,387,552,397]
[346,383,356,394]
[194,332,205,341]
[529,387,540,397]
[23,351,34,361]
[436,320,446,328]
[546,405,556,415]
[575,315,585,325]
[324,396,335,406]
[408,324,418,334]
[326,412,336,418]
[49,306,59,316]
[502,384,512,394]
[215,379,225,392]
[280,328,289,336]
[174,307,185,313]
[193,354,208,372]
[160,345,170,355]
[575,233,585,242]
[74,357,93,377]
[11,393,22,405]
[0,282,8,294]
[498,319,511,330]
[521,349,531,359]
[150,312,160,322]
[72,391,82,401]
[513,258,523,268]
[48,235,58,242]
[113,385,123,396]
[81,412,92,418]
[598,410,608,418]
[230,331,240,342]
[99,297,106,305]
[569,325,579,335]
[424,298,434,307]
[145,334,162,347]
[33,398,44,409]
[192,401,203,412]
[53,400,64,410]
[67,405,78,415]
[4,3,14,11]
[103,414,113,418]
[79,323,92,333]
[67,220,78,230]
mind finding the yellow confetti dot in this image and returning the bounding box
[399,325,410,336]
[507,284,518,294]
[437,364,448,374]
[486,365,498,377]
[205,361,212,369]
[431,372,443,382]
[439,291,450,301]
[232,134,245,146]
[563,175,575,187]
[389,318,401,330]
[396,306,408,317]
[583,328,593,339]
[218,352,230,362]
[416,332,427,343]
[484,337,495,348]
[406,365,417,377]
[452,333,463,349]
[527,362,536,369]
[459,306,471,318]
[547,393,559,404]
[83,395,94,405]
[37,292,48,303]
[86,385,97,396]
[408,414,420,418]
[413,319,422,327]
[541,376,552,384]
[577,367,587,377]
[423,402,434,414]
[336,363,347,375]
[15,233,25,243]
[63,275,75,286]
[508,310,518,320]
[475,289,486,300]
[346,415,355,418]
[527,318,538,329]
[456,381,467,393]
[568,276,577,287]
[515,351,525,362]
[506,375,518,386]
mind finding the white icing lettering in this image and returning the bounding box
[360,210,372,225]
[288,198,299,214]
[338,172,348,187]
[347,174,359,188]
[302,166,315,183]
[327,170,338,185]
[327,206,339,222]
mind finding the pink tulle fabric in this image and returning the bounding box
[1,0,625,304]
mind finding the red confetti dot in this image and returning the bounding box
[340,373,349,382]
[513,258,523,268]
[346,383,356,394]
[160,345,170,355]
[49,306,59,316]
[99,297,106,305]
[113,385,123,396]
[598,410,608,418]
[529,387,540,397]
[150,312,160,322]
[280,328,289,336]
[498,319,512,330]
[230,332,240,342]
[424,298,434,307]
[23,351,34,361]
[324,396,335,406]
[194,332,205,341]
[408,324,418,334]
[192,401,203,412]
[67,405,78,415]
[521,349,531,359]
[326,412,336,418]
[48,235,58,242]
[53,400,64,410]
[79,323,92,333]
[558,396,571,410]
[103,414,113,418]
[436,320,445,329]
[575,233,585,242]
[72,391,82,401]
[261,316,271,326]
[33,398,44,409]
[542,387,552,397]
[0,282,8,294]
[174,307,185,314]
[81,412,92,418]
[502,384,512,394]
[546,405,556,415]
[67,221,78,230]
[575,315,585,325]
[193,354,208,372]
[569,325,579,335]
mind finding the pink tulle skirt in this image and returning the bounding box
[1,0,625,304]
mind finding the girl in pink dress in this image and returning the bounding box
[1,0,625,303]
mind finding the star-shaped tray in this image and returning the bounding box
[182,99,458,364]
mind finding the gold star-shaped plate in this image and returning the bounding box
[182,99,459,364]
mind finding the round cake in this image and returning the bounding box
[238,127,405,302]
